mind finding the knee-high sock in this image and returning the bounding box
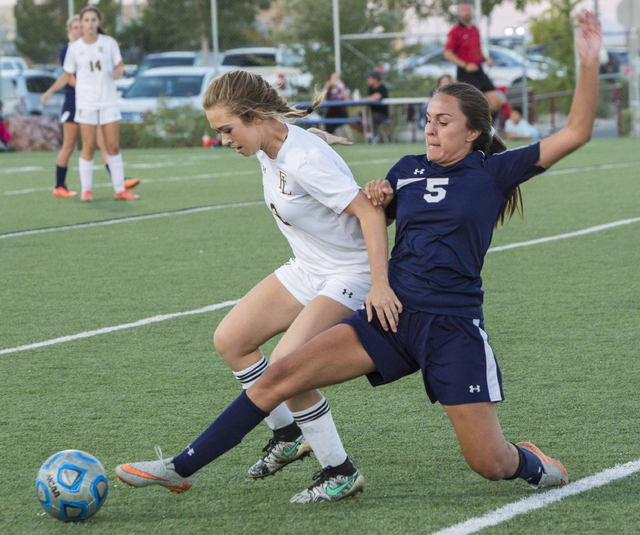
[55,165,68,188]
[107,153,125,193]
[172,391,268,478]
[78,157,94,193]
[233,357,295,430]
[292,397,347,468]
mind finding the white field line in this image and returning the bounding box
[2,214,638,354]
[2,159,395,196]
[0,201,263,239]
[431,458,640,535]
[0,166,44,174]
[3,159,639,196]
[487,217,640,253]
[0,300,240,356]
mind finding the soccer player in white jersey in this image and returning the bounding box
[41,6,139,202]
[41,14,140,198]
[117,70,402,503]
[116,12,601,502]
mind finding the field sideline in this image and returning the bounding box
[1,138,639,534]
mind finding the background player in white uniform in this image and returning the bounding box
[116,12,601,501]
[42,15,140,198]
[42,7,138,202]
[118,70,402,503]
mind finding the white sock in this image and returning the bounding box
[292,397,347,468]
[107,153,125,193]
[79,157,94,193]
[232,357,294,430]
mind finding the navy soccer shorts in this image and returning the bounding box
[342,308,504,405]
[60,101,76,124]
[456,67,496,93]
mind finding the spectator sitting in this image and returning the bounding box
[354,71,389,143]
[0,100,15,152]
[504,106,541,141]
[430,74,454,96]
[321,72,351,134]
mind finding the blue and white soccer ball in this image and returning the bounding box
[36,450,108,522]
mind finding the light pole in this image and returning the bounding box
[505,26,528,122]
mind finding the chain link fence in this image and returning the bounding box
[0,1,635,149]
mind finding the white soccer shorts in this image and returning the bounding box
[274,258,370,311]
[75,105,122,126]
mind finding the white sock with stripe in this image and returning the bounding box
[232,357,294,430]
[292,397,347,468]
[107,153,125,193]
[78,157,94,193]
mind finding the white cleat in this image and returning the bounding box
[115,445,194,494]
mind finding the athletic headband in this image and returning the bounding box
[490,126,496,138]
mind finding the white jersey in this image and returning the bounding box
[257,124,369,278]
[63,34,122,110]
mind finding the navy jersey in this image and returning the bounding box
[60,45,75,107]
[385,143,545,319]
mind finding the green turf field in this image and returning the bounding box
[1,138,639,534]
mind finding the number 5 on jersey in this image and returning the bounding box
[424,178,449,203]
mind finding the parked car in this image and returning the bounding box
[601,47,630,76]
[116,51,217,96]
[1,56,28,73]
[405,46,554,87]
[0,76,22,116]
[2,70,65,115]
[118,66,219,123]
[220,46,312,96]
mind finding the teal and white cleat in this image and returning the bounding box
[290,466,364,503]
[248,435,312,479]
[115,446,195,494]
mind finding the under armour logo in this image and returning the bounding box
[414,168,425,175]
[342,289,353,298]
[469,385,481,393]
[187,447,195,456]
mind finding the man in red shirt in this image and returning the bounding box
[444,2,506,114]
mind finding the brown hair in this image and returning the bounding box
[433,82,523,226]
[202,70,322,124]
[79,6,106,34]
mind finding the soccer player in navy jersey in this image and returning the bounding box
[116,12,601,500]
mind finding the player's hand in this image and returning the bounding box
[366,283,403,332]
[465,63,479,72]
[485,57,494,67]
[40,92,50,106]
[365,178,394,208]
[307,127,353,146]
[113,65,125,80]
[576,11,602,61]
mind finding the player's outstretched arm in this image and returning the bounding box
[537,11,601,169]
[307,127,354,146]
[40,71,72,105]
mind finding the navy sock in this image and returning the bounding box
[105,164,111,176]
[55,165,67,188]
[509,444,544,485]
[172,391,269,478]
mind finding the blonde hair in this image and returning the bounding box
[202,70,323,124]
[67,15,80,31]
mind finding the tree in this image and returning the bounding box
[130,0,273,58]
[14,0,119,64]
[392,0,541,20]
[529,0,581,82]
[280,0,404,96]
